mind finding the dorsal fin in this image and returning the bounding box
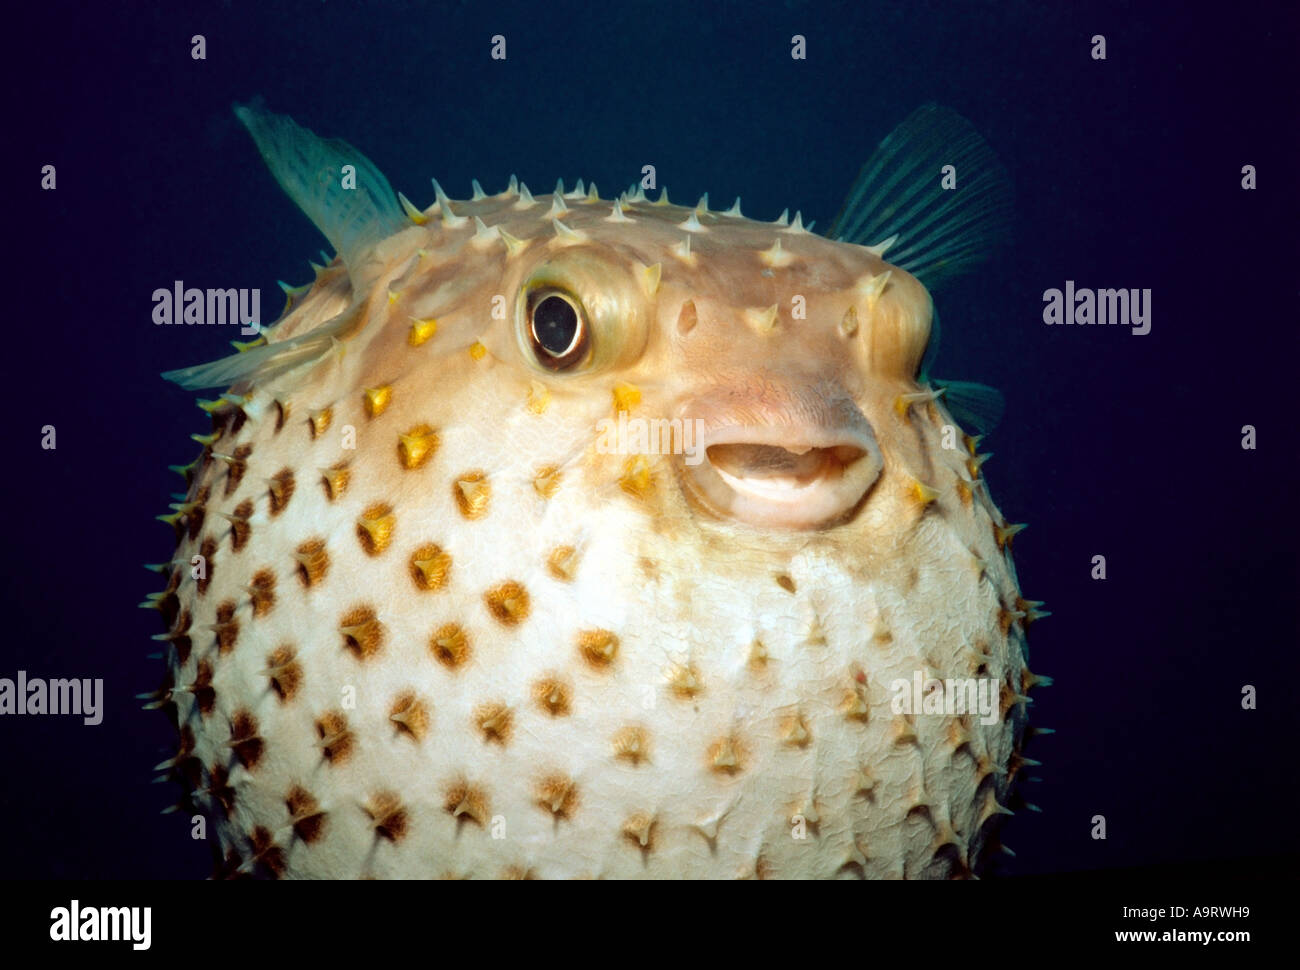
[233,98,407,276]
[828,104,1012,288]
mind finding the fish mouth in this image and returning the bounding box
[682,419,883,530]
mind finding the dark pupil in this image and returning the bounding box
[534,296,578,356]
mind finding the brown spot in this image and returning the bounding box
[873,629,894,647]
[613,726,650,765]
[890,714,918,745]
[213,600,240,654]
[315,711,354,764]
[474,702,513,744]
[273,399,290,431]
[501,866,535,880]
[444,782,489,827]
[775,573,796,594]
[309,407,332,439]
[546,545,578,582]
[286,785,326,843]
[676,298,698,335]
[196,536,217,595]
[364,791,408,842]
[266,645,301,702]
[454,470,491,518]
[389,692,429,741]
[429,623,470,669]
[321,462,350,501]
[955,478,973,506]
[339,606,383,660]
[356,502,396,555]
[223,445,252,497]
[249,569,275,617]
[748,638,769,669]
[191,660,215,716]
[578,629,619,668]
[622,813,656,851]
[536,774,578,818]
[708,735,743,775]
[228,710,263,769]
[268,468,295,515]
[398,423,439,469]
[781,712,812,747]
[206,762,236,816]
[186,485,210,540]
[484,580,530,625]
[293,538,329,587]
[533,465,561,499]
[247,826,286,877]
[165,609,193,664]
[229,499,253,551]
[409,543,452,591]
[532,677,571,716]
[668,662,703,698]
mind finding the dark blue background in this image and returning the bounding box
[4,0,1295,878]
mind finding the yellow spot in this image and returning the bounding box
[612,382,641,413]
[857,269,892,309]
[547,545,578,582]
[389,694,429,741]
[527,380,551,415]
[474,702,513,743]
[839,305,859,337]
[356,503,396,556]
[321,462,350,501]
[429,623,470,669]
[613,726,649,765]
[363,385,392,419]
[533,465,561,499]
[409,544,452,591]
[639,262,662,298]
[408,317,438,346]
[619,455,654,500]
[484,580,530,626]
[578,629,619,668]
[910,478,939,507]
[455,471,491,519]
[387,289,400,306]
[709,736,741,774]
[668,662,703,698]
[339,607,383,660]
[622,813,655,849]
[398,424,439,470]
[469,341,488,361]
[995,522,1028,550]
[308,407,332,439]
[744,305,779,334]
[759,238,795,268]
[782,713,811,746]
[537,775,577,817]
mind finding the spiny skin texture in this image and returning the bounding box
[151,183,1044,879]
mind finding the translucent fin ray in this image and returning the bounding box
[828,104,1012,288]
[933,380,1005,433]
[161,310,355,391]
[233,98,407,273]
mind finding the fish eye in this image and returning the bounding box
[528,290,589,369]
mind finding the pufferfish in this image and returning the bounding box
[145,100,1051,879]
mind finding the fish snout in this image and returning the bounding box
[678,388,883,530]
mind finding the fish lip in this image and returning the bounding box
[678,416,883,530]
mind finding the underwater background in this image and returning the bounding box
[4,0,1295,878]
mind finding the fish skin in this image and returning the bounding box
[154,178,1037,879]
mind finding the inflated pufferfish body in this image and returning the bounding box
[148,101,1049,879]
